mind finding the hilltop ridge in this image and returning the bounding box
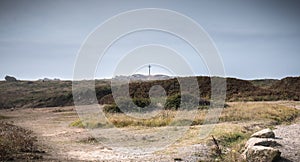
[0,76,299,109]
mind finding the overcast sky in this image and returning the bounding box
[0,0,300,80]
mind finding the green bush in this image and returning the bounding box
[164,93,207,110]
[164,94,181,110]
[132,98,151,108]
[69,118,85,128]
[103,104,121,113]
[104,97,153,113]
[219,132,247,147]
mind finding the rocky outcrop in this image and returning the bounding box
[4,75,17,82]
[242,128,281,162]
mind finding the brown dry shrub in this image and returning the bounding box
[0,122,43,161]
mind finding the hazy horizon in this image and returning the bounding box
[1,73,299,81]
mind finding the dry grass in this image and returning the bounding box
[107,111,174,127]
[221,102,299,124]
[69,102,299,161]
[70,102,299,129]
[169,123,251,161]
[154,122,254,160]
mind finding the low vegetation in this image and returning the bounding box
[1,76,300,109]
[71,102,300,129]
[69,118,113,129]
[0,115,10,120]
[0,122,43,161]
[211,134,249,161]
[220,102,299,124]
[69,102,299,161]
[103,93,210,113]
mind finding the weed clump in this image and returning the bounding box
[210,132,249,162]
[69,118,113,129]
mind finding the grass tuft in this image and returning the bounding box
[0,115,10,120]
[69,118,113,129]
[69,118,85,128]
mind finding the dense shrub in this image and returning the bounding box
[103,104,121,113]
[103,97,157,113]
[132,97,151,108]
[164,93,210,110]
[0,122,43,160]
[165,94,181,110]
[96,86,112,99]
[99,94,115,104]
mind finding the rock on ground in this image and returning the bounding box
[243,128,281,162]
[244,137,281,148]
[243,146,281,162]
[251,128,275,138]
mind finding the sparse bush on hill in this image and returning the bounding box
[0,76,299,109]
[271,77,300,92]
[250,79,279,89]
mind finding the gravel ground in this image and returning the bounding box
[274,101,300,162]
[274,123,300,162]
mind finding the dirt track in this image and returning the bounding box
[1,101,299,161]
[0,106,210,161]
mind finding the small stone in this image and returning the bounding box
[251,128,275,138]
[174,158,183,161]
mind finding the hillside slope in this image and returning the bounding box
[0,76,299,109]
[271,77,300,95]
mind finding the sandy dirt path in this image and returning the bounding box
[0,106,210,161]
